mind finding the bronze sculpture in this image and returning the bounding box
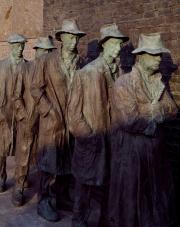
[109,33,178,227]
[33,36,56,59]
[12,36,56,206]
[68,23,129,227]
[0,34,27,193]
[31,19,86,222]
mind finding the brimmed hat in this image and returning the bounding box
[132,33,170,55]
[99,23,129,46]
[55,19,86,41]
[33,36,56,50]
[7,34,27,44]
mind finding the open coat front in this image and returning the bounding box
[31,50,81,175]
[109,64,178,227]
[0,58,25,157]
[13,61,39,177]
[68,56,115,186]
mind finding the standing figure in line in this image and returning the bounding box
[109,33,178,227]
[12,37,56,207]
[68,23,129,227]
[31,19,86,222]
[0,34,27,193]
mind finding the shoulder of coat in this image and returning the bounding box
[0,58,11,71]
[78,56,102,76]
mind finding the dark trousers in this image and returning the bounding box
[0,156,7,186]
[38,170,56,208]
[72,182,109,227]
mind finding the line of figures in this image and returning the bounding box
[0,19,178,227]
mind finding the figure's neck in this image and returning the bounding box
[138,62,155,79]
[102,52,114,66]
[61,48,76,61]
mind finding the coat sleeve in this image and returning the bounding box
[31,56,52,117]
[13,65,26,121]
[113,76,156,136]
[68,72,92,137]
[158,90,178,121]
[138,89,178,123]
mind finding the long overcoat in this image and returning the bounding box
[31,50,81,175]
[109,63,178,227]
[0,58,25,157]
[68,56,115,186]
[13,61,39,169]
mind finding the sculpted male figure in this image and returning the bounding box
[109,33,177,227]
[31,19,86,222]
[68,23,128,227]
[34,36,56,59]
[0,34,27,193]
[12,37,56,206]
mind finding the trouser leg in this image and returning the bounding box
[37,170,59,222]
[38,170,56,203]
[0,156,7,192]
[72,182,91,227]
[14,120,36,190]
[12,121,35,206]
[98,185,110,227]
[55,174,74,211]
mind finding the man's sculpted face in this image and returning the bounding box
[139,53,161,73]
[10,42,25,59]
[61,33,79,52]
[102,38,123,60]
[35,48,49,59]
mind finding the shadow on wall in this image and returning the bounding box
[85,39,100,65]
[160,52,178,95]
[120,42,135,74]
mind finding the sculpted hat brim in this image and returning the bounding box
[33,44,57,50]
[98,23,129,46]
[132,33,170,55]
[55,30,86,41]
[55,19,86,41]
[99,35,129,46]
[132,47,170,54]
[7,34,27,44]
[33,36,57,50]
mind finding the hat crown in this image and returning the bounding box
[7,34,27,43]
[132,32,170,54]
[138,33,164,50]
[55,18,86,40]
[61,19,80,32]
[99,23,129,45]
[34,36,56,49]
[100,23,125,39]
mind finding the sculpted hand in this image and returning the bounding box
[151,101,164,123]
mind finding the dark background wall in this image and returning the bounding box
[43,0,180,102]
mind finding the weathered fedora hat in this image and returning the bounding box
[55,19,86,41]
[99,23,129,46]
[132,33,170,54]
[33,36,56,50]
[7,34,27,43]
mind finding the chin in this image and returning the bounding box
[112,54,118,59]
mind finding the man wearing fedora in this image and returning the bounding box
[34,36,56,59]
[0,34,27,193]
[12,36,56,207]
[68,23,128,227]
[109,33,177,227]
[31,19,86,222]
